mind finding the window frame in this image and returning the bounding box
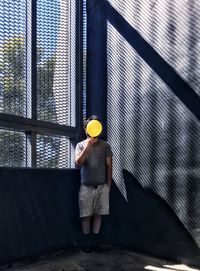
[0,0,83,168]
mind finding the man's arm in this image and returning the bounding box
[106,156,112,188]
[75,137,97,167]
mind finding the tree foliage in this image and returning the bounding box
[0,35,59,167]
[0,36,25,115]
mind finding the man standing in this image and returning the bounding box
[75,115,113,252]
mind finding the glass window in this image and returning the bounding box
[0,0,82,168]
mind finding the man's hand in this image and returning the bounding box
[106,156,112,189]
[85,137,98,150]
[75,137,98,167]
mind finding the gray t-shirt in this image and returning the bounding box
[75,139,113,186]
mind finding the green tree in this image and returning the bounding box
[0,35,59,167]
[37,55,57,122]
[0,36,25,115]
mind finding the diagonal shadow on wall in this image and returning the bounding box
[105,1,200,121]
[87,0,200,265]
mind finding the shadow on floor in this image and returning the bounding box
[1,248,199,271]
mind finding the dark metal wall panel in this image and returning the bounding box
[0,168,81,265]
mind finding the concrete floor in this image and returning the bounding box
[0,248,199,271]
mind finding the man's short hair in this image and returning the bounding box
[84,115,101,129]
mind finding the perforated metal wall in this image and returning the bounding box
[36,134,71,168]
[0,129,26,167]
[83,0,87,122]
[107,0,200,247]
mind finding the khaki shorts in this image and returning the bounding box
[79,184,110,218]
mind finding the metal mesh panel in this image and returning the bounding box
[0,0,27,116]
[0,129,26,167]
[36,134,71,168]
[107,1,200,247]
[108,0,200,97]
[37,0,76,126]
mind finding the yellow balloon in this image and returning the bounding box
[86,120,103,137]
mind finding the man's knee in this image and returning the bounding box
[93,214,101,219]
[81,216,92,222]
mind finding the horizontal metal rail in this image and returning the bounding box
[0,113,77,138]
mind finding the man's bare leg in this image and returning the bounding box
[92,214,102,233]
[81,216,92,252]
[92,215,102,252]
[81,216,91,234]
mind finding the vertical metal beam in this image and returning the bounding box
[31,131,37,168]
[31,0,37,166]
[31,0,37,121]
[75,0,84,143]
[86,0,108,140]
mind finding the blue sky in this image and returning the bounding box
[37,0,60,59]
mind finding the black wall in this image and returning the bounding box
[0,167,199,266]
[0,168,81,264]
